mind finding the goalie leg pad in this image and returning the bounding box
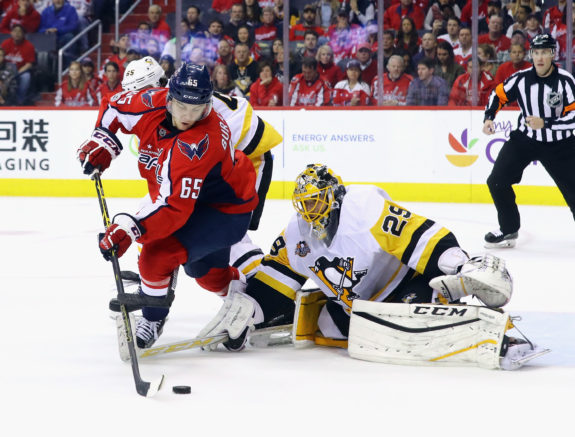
[348,300,509,369]
[292,289,328,348]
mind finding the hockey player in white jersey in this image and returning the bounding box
[198,164,549,370]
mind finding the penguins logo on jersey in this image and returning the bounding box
[546,92,561,108]
[295,241,311,257]
[178,135,209,162]
[309,256,367,308]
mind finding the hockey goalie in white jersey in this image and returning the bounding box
[199,164,549,370]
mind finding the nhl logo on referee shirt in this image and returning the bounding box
[546,92,561,108]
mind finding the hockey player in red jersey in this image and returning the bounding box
[77,63,259,350]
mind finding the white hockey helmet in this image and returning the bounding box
[122,56,165,91]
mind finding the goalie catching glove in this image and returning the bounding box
[77,127,123,175]
[430,254,512,308]
[99,213,143,260]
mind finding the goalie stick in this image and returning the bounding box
[94,173,163,397]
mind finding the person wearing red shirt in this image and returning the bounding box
[289,57,332,106]
[0,24,34,105]
[289,4,324,40]
[543,0,567,30]
[0,0,40,34]
[249,60,283,106]
[254,7,278,42]
[371,54,413,105]
[96,61,122,103]
[454,26,472,66]
[383,0,425,30]
[448,59,494,106]
[460,0,489,26]
[316,45,345,88]
[477,14,510,54]
[55,60,95,106]
[211,0,241,14]
[148,4,171,45]
[332,60,371,106]
[494,43,530,83]
[327,10,363,63]
[101,33,130,79]
[353,42,377,85]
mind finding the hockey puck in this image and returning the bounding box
[172,385,191,394]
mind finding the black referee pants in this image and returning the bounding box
[487,130,575,234]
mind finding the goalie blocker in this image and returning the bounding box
[348,301,549,370]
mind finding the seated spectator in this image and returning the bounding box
[332,59,371,106]
[249,59,282,106]
[272,41,298,81]
[212,63,245,96]
[0,24,34,105]
[186,5,207,37]
[55,60,94,106]
[327,9,362,63]
[353,42,377,85]
[448,58,494,106]
[215,38,234,66]
[288,57,331,106]
[0,47,18,105]
[145,37,162,61]
[96,60,121,103]
[524,13,544,41]
[212,0,241,14]
[371,54,413,105]
[505,4,530,38]
[147,4,171,45]
[396,16,421,57]
[101,33,130,78]
[198,19,225,64]
[38,0,79,64]
[478,43,498,77]
[236,24,261,61]
[494,43,530,83]
[255,7,278,42]
[80,57,101,96]
[437,16,461,49]
[406,57,449,106]
[412,32,439,71]
[0,0,41,34]
[289,4,324,40]
[399,49,415,75]
[349,0,375,26]
[245,0,262,27]
[229,42,258,95]
[382,29,398,70]
[316,44,344,87]
[435,40,465,88]
[365,21,378,51]
[425,0,461,31]
[478,14,511,55]
[159,54,175,79]
[480,1,513,34]
[384,0,425,30]
[224,3,248,41]
[544,0,567,30]
[460,0,489,27]
[130,22,152,54]
[317,0,338,29]
[189,46,207,65]
[293,30,319,71]
[453,26,472,65]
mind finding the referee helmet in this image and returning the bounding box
[530,34,556,52]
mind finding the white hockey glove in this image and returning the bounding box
[198,285,264,352]
[429,254,512,308]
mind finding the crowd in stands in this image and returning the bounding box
[0,0,574,107]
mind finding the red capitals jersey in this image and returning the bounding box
[288,74,331,106]
[96,88,258,244]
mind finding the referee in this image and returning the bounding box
[482,33,575,248]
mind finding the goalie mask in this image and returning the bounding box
[292,164,346,244]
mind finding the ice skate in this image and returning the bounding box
[500,337,550,370]
[135,317,166,349]
[484,229,518,248]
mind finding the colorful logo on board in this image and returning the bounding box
[446,129,479,167]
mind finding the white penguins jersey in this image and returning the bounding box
[253,185,458,314]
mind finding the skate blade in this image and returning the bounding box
[484,239,517,249]
[504,348,551,370]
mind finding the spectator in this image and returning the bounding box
[349,0,375,26]
[54,60,94,106]
[245,0,262,27]
[412,32,439,70]
[435,40,465,88]
[126,48,141,64]
[147,4,171,45]
[478,14,511,54]
[38,0,79,64]
[224,3,248,41]
[384,0,425,30]
[0,0,41,34]
[186,5,207,37]
[317,0,339,29]
[454,26,472,65]
[494,42,530,83]
[479,1,513,34]
[316,44,345,87]
[505,5,531,38]
[543,0,567,30]
[255,6,278,42]
[396,16,421,57]
[437,16,461,49]
[81,57,101,95]
[460,0,489,27]
[0,47,18,105]
[478,42,498,77]
[212,63,244,96]
[145,37,161,61]
[371,54,413,105]
[199,19,225,64]
[161,22,193,62]
[159,54,175,79]
[524,13,544,41]
[0,24,34,105]
[229,42,258,95]
[294,30,319,69]
[448,58,494,106]
[288,56,331,106]
[327,9,362,63]
[249,59,282,106]
[212,0,241,14]
[101,33,130,78]
[354,42,377,85]
[332,59,371,106]
[382,29,398,71]
[96,60,121,103]
[130,22,152,54]
[215,38,234,66]
[290,4,324,40]
[406,57,449,106]
[425,0,461,31]
[236,24,261,61]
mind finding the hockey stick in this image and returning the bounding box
[93,173,163,397]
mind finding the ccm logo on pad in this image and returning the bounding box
[413,306,468,316]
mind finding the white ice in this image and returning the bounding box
[2,195,574,436]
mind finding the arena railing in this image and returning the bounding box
[58,19,103,86]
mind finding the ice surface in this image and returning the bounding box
[1,196,573,436]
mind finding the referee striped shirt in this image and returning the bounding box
[484,66,575,142]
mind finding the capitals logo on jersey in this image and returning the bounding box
[141,89,160,108]
[178,134,209,162]
[309,256,367,309]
